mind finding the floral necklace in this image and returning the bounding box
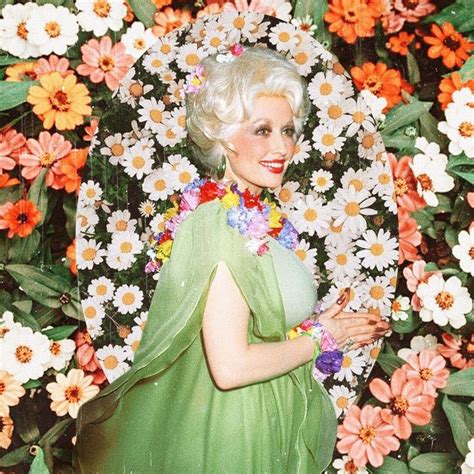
[145,178,299,274]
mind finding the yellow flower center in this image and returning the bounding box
[336,396,348,409]
[295,249,306,261]
[152,58,163,68]
[210,37,221,48]
[359,426,376,444]
[279,188,291,202]
[103,355,118,370]
[131,340,140,352]
[150,109,163,123]
[435,290,454,310]
[154,179,166,191]
[233,17,245,29]
[390,395,408,415]
[134,38,146,50]
[345,201,360,216]
[17,22,28,40]
[322,134,335,146]
[50,341,61,356]
[99,55,115,72]
[362,134,375,149]
[84,306,96,319]
[44,21,61,38]
[420,368,433,381]
[51,90,71,112]
[186,54,200,66]
[349,179,363,191]
[459,122,474,137]
[319,82,333,96]
[15,345,33,364]
[120,242,132,253]
[304,209,317,222]
[316,177,327,187]
[115,220,127,231]
[394,177,408,196]
[364,76,383,95]
[279,31,290,42]
[122,292,135,305]
[378,173,390,185]
[132,155,145,169]
[96,284,107,295]
[129,82,143,97]
[179,171,191,184]
[336,254,347,265]
[328,105,342,119]
[417,173,433,191]
[294,52,308,65]
[370,243,384,256]
[161,44,171,54]
[65,384,83,403]
[40,151,57,167]
[342,356,352,368]
[353,111,365,124]
[85,188,96,198]
[93,0,111,17]
[370,285,385,300]
[392,300,401,312]
[82,248,97,261]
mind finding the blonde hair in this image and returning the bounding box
[185,47,309,170]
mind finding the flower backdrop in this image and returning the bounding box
[0,0,472,473]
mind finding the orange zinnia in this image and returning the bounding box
[351,62,403,110]
[153,7,192,37]
[387,31,415,56]
[0,173,20,189]
[27,72,92,131]
[58,148,88,194]
[1,199,42,238]
[5,62,37,82]
[438,72,474,110]
[423,22,474,69]
[324,0,378,44]
[66,239,77,275]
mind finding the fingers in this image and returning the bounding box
[318,287,351,321]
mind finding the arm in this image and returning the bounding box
[201,261,316,390]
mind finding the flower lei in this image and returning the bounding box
[145,178,299,274]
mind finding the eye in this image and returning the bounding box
[256,127,271,136]
[283,126,296,136]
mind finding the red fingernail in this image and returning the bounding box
[336,288,350,305]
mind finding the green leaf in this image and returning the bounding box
[39,418,74,448]
[419,111,448,149]
[409,453,457,473]
[8,229,41,264]
[429,0,472,32]
[444,226,458,248]
[63,194,77,240]
[424,262,440,272]
[12,299,33,314]
[23,379,42,389]
[28,446,50,474]
[42,324,77,340]
[376,353,405,375]
[392,309,420,334]
[380,133,415,150]
[459,56,474,80]
[442,395,474,456]
[382,99,432,136]
[412,209,434,229]
[28,169,48,226]
[0,80,38,112]
[9,304,41,331]
[373,456,409,473]
[447,153,474,170]
[128,0,156,27]
[407,52,420,84]
[449,168,474,185]
[5,264,70,308]
[15,396,41,444]
[442,368,474,397]
[0,445,31,467]
[0,55,25,66]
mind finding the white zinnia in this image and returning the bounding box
[76,0,127,37]
[390,296,410,321]
[416,274,472,329]
[452,228,474,276]
[45,338,76,371]
[1,326,50,384]
[120,22,156,60]
[397,334,438,361]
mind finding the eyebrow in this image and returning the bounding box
[249,118,295,128]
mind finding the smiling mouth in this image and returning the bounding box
[260,160,285,174]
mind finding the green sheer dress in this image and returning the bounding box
[74,199,337,473]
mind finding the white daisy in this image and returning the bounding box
[311,169,334,193]
[0,3,41,58]
[345,95,377,137]
[293,238,317,275]
[100,133,130,166]
[356,228,399,271]
[333,347,365,383]
[202,25,228,54]
[163,113,187,145]
[333,455,368,474]
[76,238,107,270]
[330,187,377,235]
[143,167,176,201]
[96,344,129,382]
[26,4,79,56]
[134,311,148,331]
[340,167,372,193]
[115,67,154,108]
[319,219,357,248]
[79,180,103,206]
[1,326,50,384]
[81,297,106,328]
[360,90,386,123]
[154,121,183,148]
[76,206,99,235]
[397,334,438,361]
[113,284,144,315]
[87,276,115,303]
[159,68,177,85]
[317,98,353,130]
[76,0,126,36]
[268,22,299,51]
[290,136,311,165]
[137,97,170,133]
[359,275,394,314]
[0,311,22,340]
[288,41,319,76]
[149,33,177,60]
[122,142,154,180]
[142,51,170,75]
[175,43,206,73]
[45,338,75,371]
[290,15,317,35]
[308,71,349,107]
[328,385,357,417]
[325,242,361,281]
[321,279,365,313]
[271,181,304,211]
[123,326,143,362]
[453,229,474,276]
[381,189,398,214]
[367,160,394,197]
[168,155,199,192]
[107,231,144,271]
[312,124,346,154]
[120,21,155,60]
[138,200,156,218]
[244,18,271,43]
[106,209,137,235]
[384,267,399,290]
[220,11,261,43]
[416,274,472,329]
[357,130,385,160]
[391,295,410,321]
[290,194,330,237]
[149,213,166,234]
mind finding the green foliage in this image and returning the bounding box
[442,395,474,456]
[409,453,458,473]
[382,99,432,136]
[442,368,474,397]
[0,80,37,112]
[376,353,405,375]
[373,456,410,473]
[128,0,156,27]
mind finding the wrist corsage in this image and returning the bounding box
[287,317,343,383]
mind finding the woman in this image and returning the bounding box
[74,46,389,473]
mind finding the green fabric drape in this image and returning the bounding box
[74,200,337,473]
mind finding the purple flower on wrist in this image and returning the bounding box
[315,350,343,375]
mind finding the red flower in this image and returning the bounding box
[199,181,226,203]
[370,368,435,439]
[241,188,263,209]
[437,333,474,370]
[336,404,400,467]
[403,349,449,397]
[0,199,42,239]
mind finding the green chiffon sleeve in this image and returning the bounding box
[75,199,337,472]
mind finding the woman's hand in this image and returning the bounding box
[316,288,391,350]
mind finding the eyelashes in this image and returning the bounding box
[255,126,296,136]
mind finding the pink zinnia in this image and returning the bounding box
[402,260,439,311]
[34,54,74,78]
[437,333,474,370]
[403,349,450,397]
[336,405,400,468]
[0,129,26,174]
[77,36,135,91]
[19,131,72,188]
[393,0,436,23]
[398,208,422,264]
[370,368,435,439]
[388,153,426,212]
[74,330,107,385]
[223,0,272,14]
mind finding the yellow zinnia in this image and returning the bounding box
[5,62,37,81]
[27,71,92,130]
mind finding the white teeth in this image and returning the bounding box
[261,162,283,169]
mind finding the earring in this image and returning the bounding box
[214,156,226,180]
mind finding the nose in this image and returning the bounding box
[270,130,289,157]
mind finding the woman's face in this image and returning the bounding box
[223,95,297,195]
